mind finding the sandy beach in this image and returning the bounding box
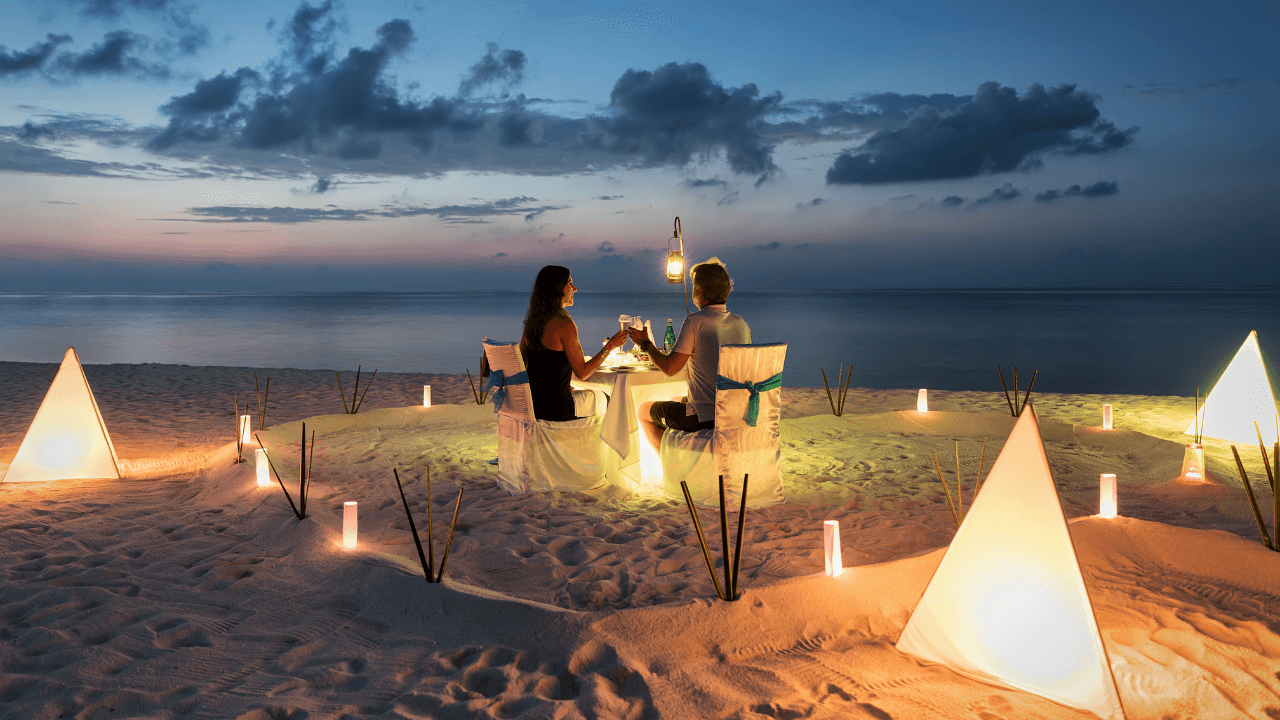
[2,361,1279,719]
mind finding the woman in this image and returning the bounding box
[522,265,628,421]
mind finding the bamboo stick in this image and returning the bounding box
[426,465,436,579]
[351,366,362,414]
[1013,367,1020,417]
[1232,445,1273,549]
[335,372,351,414]
[260,376,270,430]
[955,441,963,518]
[436,487,464,583]
[997,366,1015,416]
[681,480,726,600]
[975,436,989,497]
[253,437,300,518]
[1257,422,1278,545]
[932,452,961,527]
[820,368,838,416]
[718,475,732,601]
[393,468,431,581]
[1021,370,1037,414]
[353,369,378,413]
[234,390,242,462]
[466,367,481,404]
[732,474,748,601]
[840,364,854,416]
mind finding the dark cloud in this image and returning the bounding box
[498,101,533,146]
[794,198,823,210]
[754,241,783,251]
[1036,180,1119,201]
[825,82,1138,185]
[0,34,72,76]
[970,183,1021,207]
[311,175,333,193]
[149,68,261,150]
[593,195,624,201]
[19,121,55,140]
[278,0,341,75]
[684,177,727,189]
[941,195,965,207]
[494,252,508,257]
[595,62,782,181]
[774,92,970,139]
[171,196,565,225]
[597,241,616,253]
[56,31,169,78]
[69,0,209,54]
[459,42,526,98]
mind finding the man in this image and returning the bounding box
[627,257,751,451]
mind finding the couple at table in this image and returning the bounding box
[521,260,750,450]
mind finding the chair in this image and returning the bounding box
[482,340,609,494]
[659,343,787,508]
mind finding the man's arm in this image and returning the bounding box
[627,327,690,376]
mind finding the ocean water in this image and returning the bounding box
[1,289,1277,396]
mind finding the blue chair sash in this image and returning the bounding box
[488,369,529,413]
[716,372,783,427]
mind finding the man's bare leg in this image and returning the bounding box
[636,401,665,453]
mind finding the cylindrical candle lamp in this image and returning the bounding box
[239,414,252,444]
[423,385,432,408]
[343,502,358,549]
[823,520,843,577]
[1099,473,1117,518]
[255,448,270,487]
[917,389,928,413]
[1181,443,1205,481]
[1102,404,1113,430]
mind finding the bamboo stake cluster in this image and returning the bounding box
[393,467,463,583]
[1229,419,1280,551]
[820,364,854,416]
[466,367,490,405]
[681,475,749,601]
[254,372,271,431]
[997,366,1037,417]
[336,365,378,414]
[254,423,314,520]
[931,438,989,528]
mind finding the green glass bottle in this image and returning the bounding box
[664,319,676,353]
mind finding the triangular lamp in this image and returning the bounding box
[1186,331,1278,445]
[2,348,121,483]
[897,405,1126,719]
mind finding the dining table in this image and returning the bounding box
[573,363,689,491]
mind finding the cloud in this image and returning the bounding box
[459,42,526,98]
[494,252,508,257]
[594,62,782,181]
[1035,180,1119,202]
[593,195,624,201]
[68,0,209,54]
[311,175,333,193]
[170,196,566,224]
[940,195,965,207]
[969,183,1021,207]
[825,82,1138,185]
[56,30,169,78]
[754,241,784,250]
[597,241,616,253]
[684,177,727,189]
[0,34,72,76]
[794,197,823,210]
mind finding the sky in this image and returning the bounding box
[1,0,1277,291]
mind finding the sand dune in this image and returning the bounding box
[2,362,1279,718]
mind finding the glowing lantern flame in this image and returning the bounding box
[917,389,928,412]
[343,502,358,549]
[1180,443,1205,482]
[3,348,120,483]
[1099,474,1117,518]
[1187,331,1279,445]
[824,520,842,577]
[897,406,1125,719]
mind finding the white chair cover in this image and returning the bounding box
[660,343,786,507]
[482,341,608,494]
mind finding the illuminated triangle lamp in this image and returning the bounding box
[1186,331,1279,445]
[2,348,120,483]
[897,406,1126,719]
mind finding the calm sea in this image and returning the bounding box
[1,289,1277,396]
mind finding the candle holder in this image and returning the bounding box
[239,414,252,444]
[423,385,431,408]
[1099,473,1117,518]
[824,520,842,577]
[1181,443,1205,482]
[917,389,928,413]
[343,501,358,549]
[255,448,270,487]
[1102,404,1112,430]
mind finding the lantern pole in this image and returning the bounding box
[674,217,689,316]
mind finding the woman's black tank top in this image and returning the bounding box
[526,343,577,421]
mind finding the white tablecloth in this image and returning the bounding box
[574,368,688,490]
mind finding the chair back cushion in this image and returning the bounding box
[482,341,535,422]
[714,343,787,429]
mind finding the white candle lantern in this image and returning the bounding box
[824,520,843,577]
[1102,404,1112,430]
[343,502,358,549]
[423,385,431,408]
[255,448,270,487]
[239,414,251,444]
[1181,443,1205,481]
[917,389,928,413]
[1099,474,1117,518]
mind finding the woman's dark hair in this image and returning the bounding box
[521,265,572,356]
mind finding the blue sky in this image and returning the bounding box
[1,0,1277,291]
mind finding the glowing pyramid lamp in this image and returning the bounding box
[897,405,1126,719]
[2,348,121,483]
[1186,331,1279,445]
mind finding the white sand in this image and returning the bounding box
[2,362,1279,718]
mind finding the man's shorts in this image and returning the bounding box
[650,400,715,432]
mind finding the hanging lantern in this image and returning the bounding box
[824,520,843,577]
[666,217,685,283]
[1099,473,1117,518]
[343,501,358,549]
